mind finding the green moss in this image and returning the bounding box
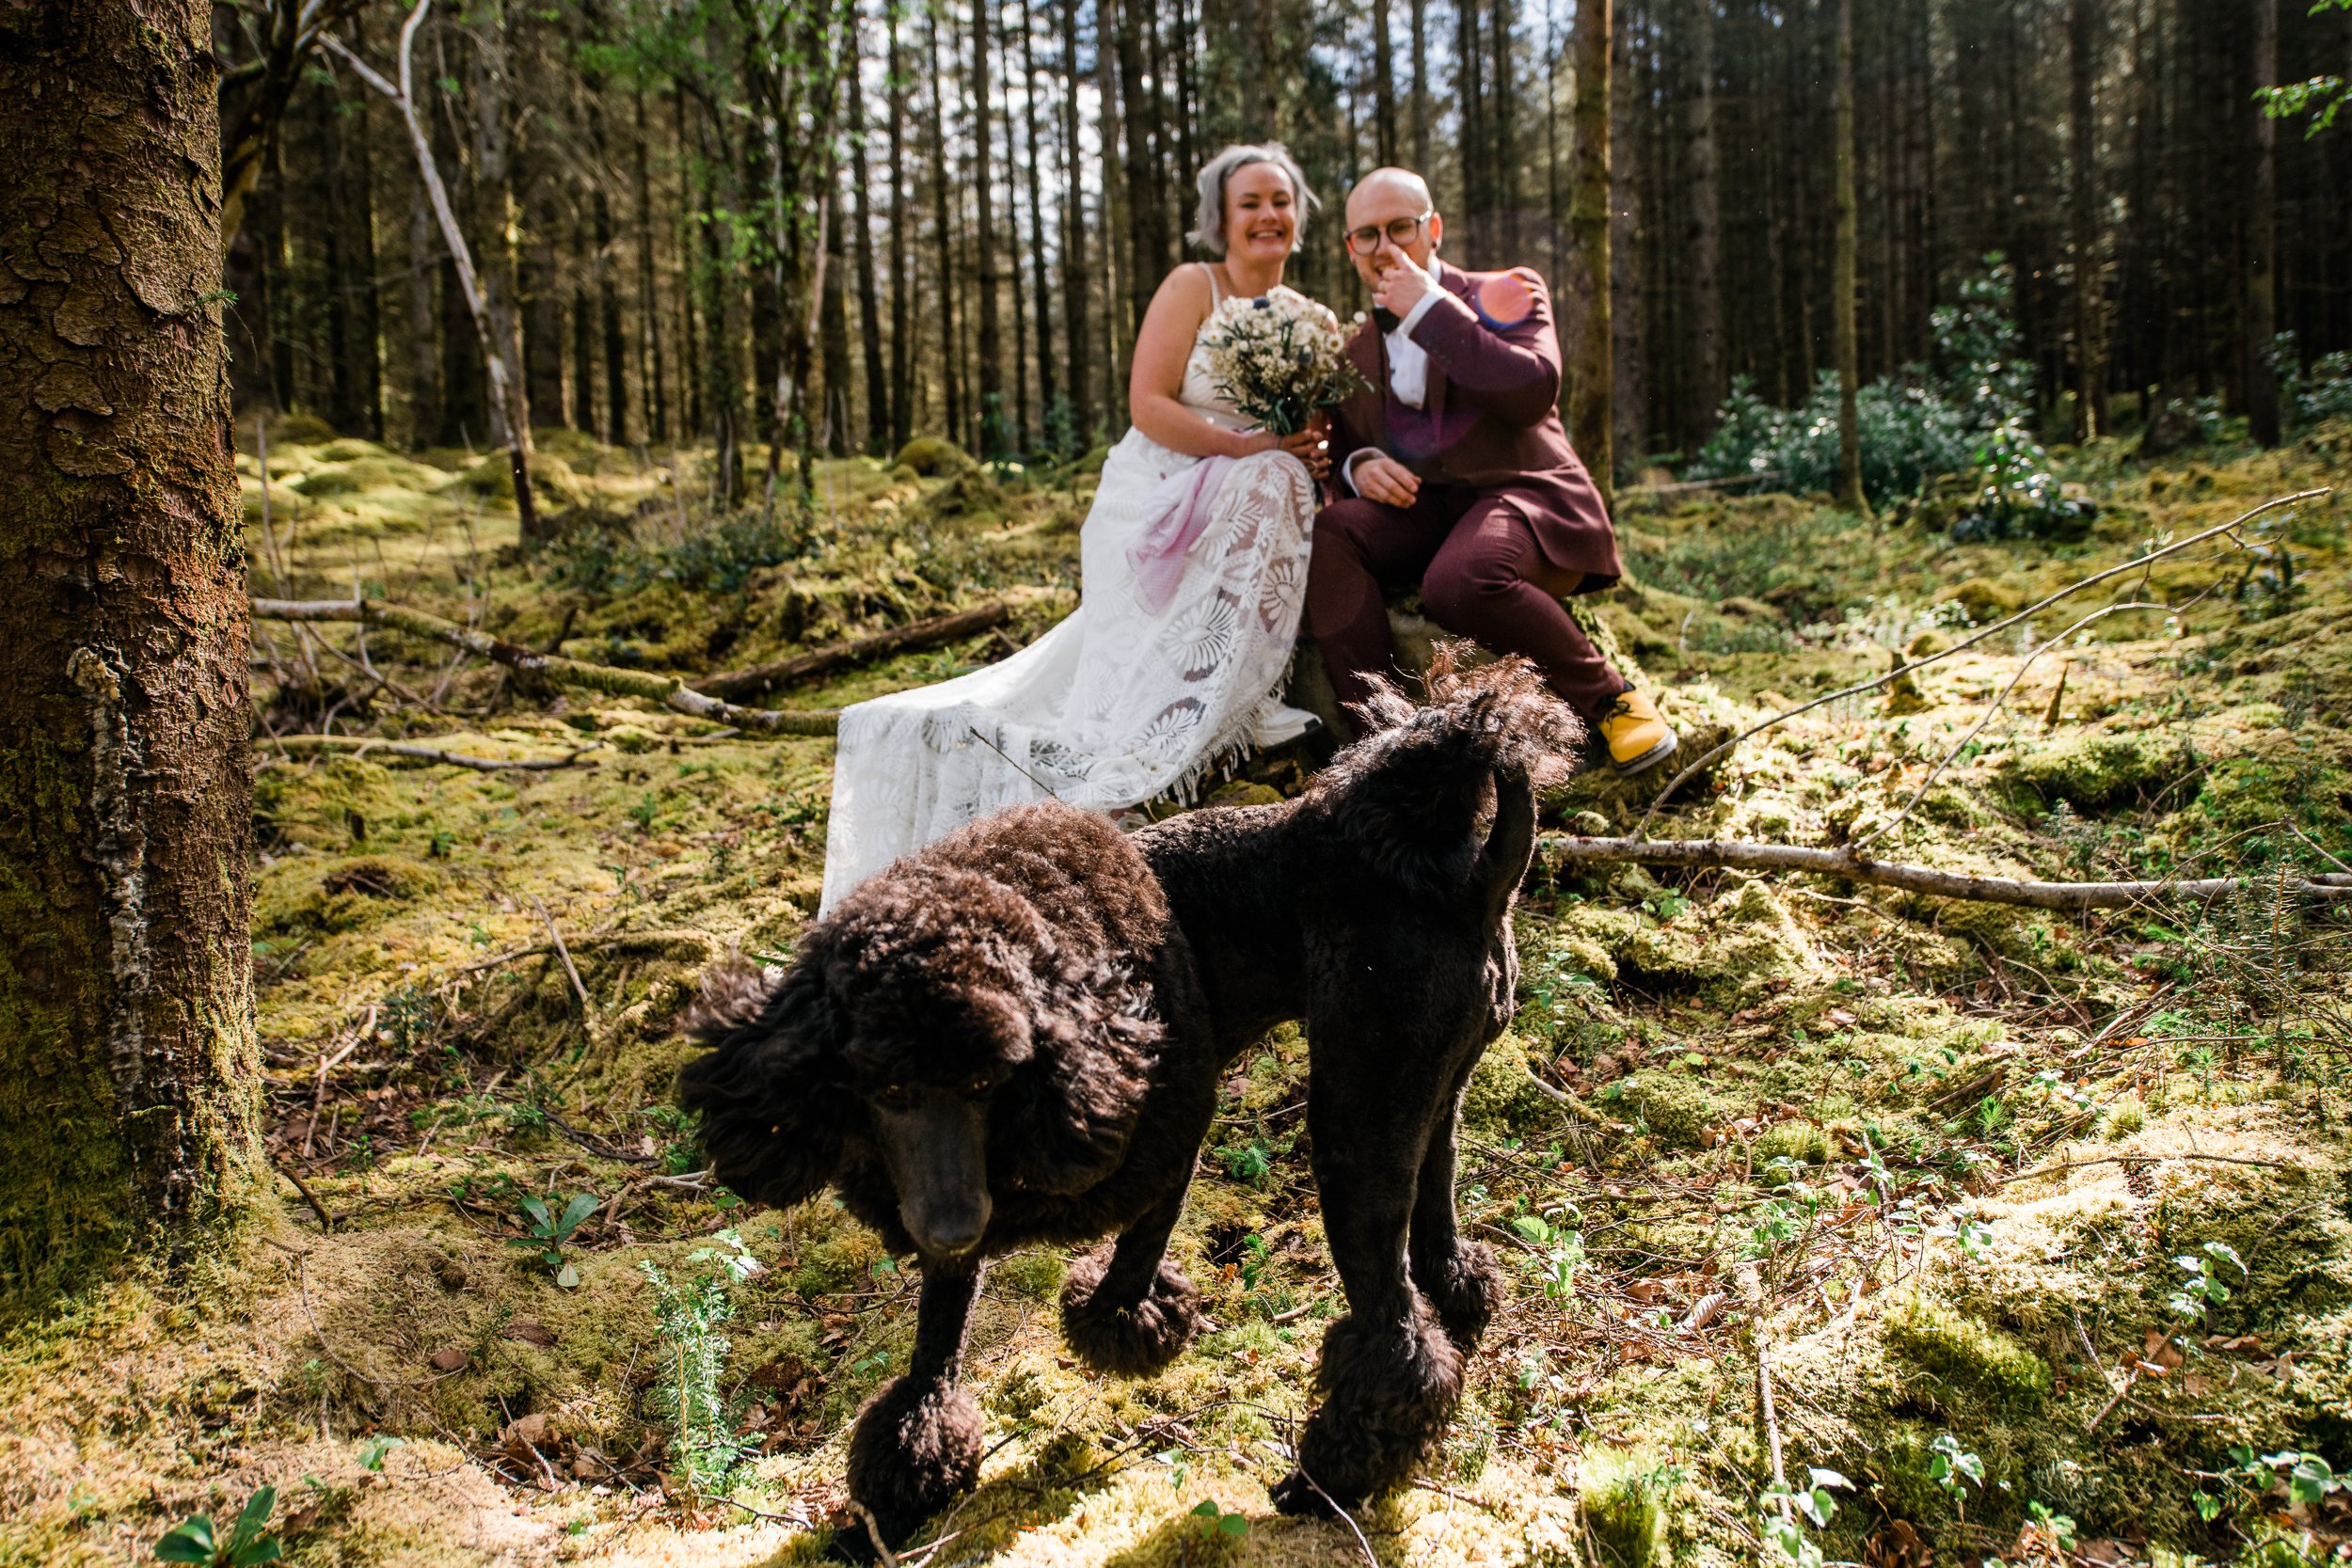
[894,436,971,475]
[1883,1295,2054,1407]
[2003,732,2195,811]
[1580,1444,1670,1568]
[991,1249,1066,1303]
[1755,1119,1831,1165]
[1613,1069,1720,1148]
[1462,1034,1560,1138]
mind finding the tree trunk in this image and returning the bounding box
[1115,0,1165,347]
[1565,0,1612,503]
[1410,0,1431,171]
[2246,0,2280,446]
[971,0,1006,455]
[633,84,670,444]
[326,4,538,536]
[1832,0,1867,515]
[1018,6,1060,451]
[2069,0,2105,439]
[1610,7,1643,467]
[406,182,440,449]
[849,30,891,456]
[888,1,915,451]
[1374,0,1398,164]
[822,174,854,459]
[1059,0,1095,441]
[1683,0,1724,441]
[926,2,963,445]
[0,0,261,1305]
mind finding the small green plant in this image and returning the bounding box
[509,1193,600,1288]
[1219,1140,1272,1184]
[1189,1498,1249,1543]
[154,1487,282,1565]
[1928,1433,1984,1513]
[2168,1240,2247,1322]
[640,1229,762,1503]
[1760,1468,1850,1568]
[1512,1212,1586,1299]
[355,1435,405,1472]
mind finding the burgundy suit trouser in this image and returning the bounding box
[1308,483,1631,731]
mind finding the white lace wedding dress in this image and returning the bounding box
[819,268,1323,914]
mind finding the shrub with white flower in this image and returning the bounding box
[1195,292,1363,436]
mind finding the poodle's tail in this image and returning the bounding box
[1306,647,1584,903]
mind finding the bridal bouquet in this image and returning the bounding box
[1196,293,1364,436]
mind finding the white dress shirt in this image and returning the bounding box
[1343,257,1445,496]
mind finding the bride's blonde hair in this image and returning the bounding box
[1187,144,1318,257]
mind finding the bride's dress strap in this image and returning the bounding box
[1197,260,1223,307]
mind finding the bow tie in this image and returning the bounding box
[1372,306,1404,336]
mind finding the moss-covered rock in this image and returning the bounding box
[1579,1444,1671,1568]
[895,436,971,475]
[2002,731,2196,811]
[925,465,1007,522]
[1882,1295,2054,1408]
[1462,1034,1560,1138]
[1611,1069,1720,1148]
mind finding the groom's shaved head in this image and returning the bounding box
[1345,167,1435,226]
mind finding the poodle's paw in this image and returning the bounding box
[1273,1301,1462,1515]
[1059,1248,1202,1377]
[1416,1239,1504,1351]
[840,1376,982,1559]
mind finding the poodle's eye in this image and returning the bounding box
[962,1076,994,1100]
[876,1083,914,1109]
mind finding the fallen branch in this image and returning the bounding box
[701,600,1010,698]
[1995,1152,2298,1187]
[251,595,839,735]
[1541,834,2352,912]
[1633,488,2332,835]
[260,733,602,771]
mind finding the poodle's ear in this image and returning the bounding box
[676,946,856,1210]
[992,953,1158,1195]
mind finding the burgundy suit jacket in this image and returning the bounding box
[1326,259,1622,593]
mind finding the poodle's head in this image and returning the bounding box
[676,863,1157,1259]
[1306,649,1584,892]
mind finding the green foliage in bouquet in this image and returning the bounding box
[1196,294,1368,436]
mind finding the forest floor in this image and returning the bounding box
[6,418,2351,1568]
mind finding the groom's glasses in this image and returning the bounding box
[1344,212,1435,255]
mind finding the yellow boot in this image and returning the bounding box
[1598,689,1678,776]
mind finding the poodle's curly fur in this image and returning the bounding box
[1136,650,1582,1513]
[675,651,1581,1557]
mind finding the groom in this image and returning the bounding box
[1309,167,1678,775]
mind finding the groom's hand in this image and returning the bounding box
[1369,258,1436,321]
[1353,452,1422,509]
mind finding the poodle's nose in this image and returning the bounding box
[911,1199,989,1257]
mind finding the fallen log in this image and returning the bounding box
[1541,834,2352,912]
[701,600,1010,699]
[250,596,840,736]
[259,733,602,771]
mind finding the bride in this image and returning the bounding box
[820,144,1335,913]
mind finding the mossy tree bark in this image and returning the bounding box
[1565,0,1613,508]
[0,0,262,1306]
[1830,0,1869,516]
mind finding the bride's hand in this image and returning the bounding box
[1264,425,1330,481]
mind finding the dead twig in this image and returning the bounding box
[701,600,1011,698]
[260,733,603,771]
[274,1161,339,1233]
[532,896,597,1040]
[1541,835,2352,912]
[1994,1152,2296,1186]
[250,594,840,735]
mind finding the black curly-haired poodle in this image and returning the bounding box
[676,652,1580,1558]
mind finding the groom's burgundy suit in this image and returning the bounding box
[1312,257,1631,727]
